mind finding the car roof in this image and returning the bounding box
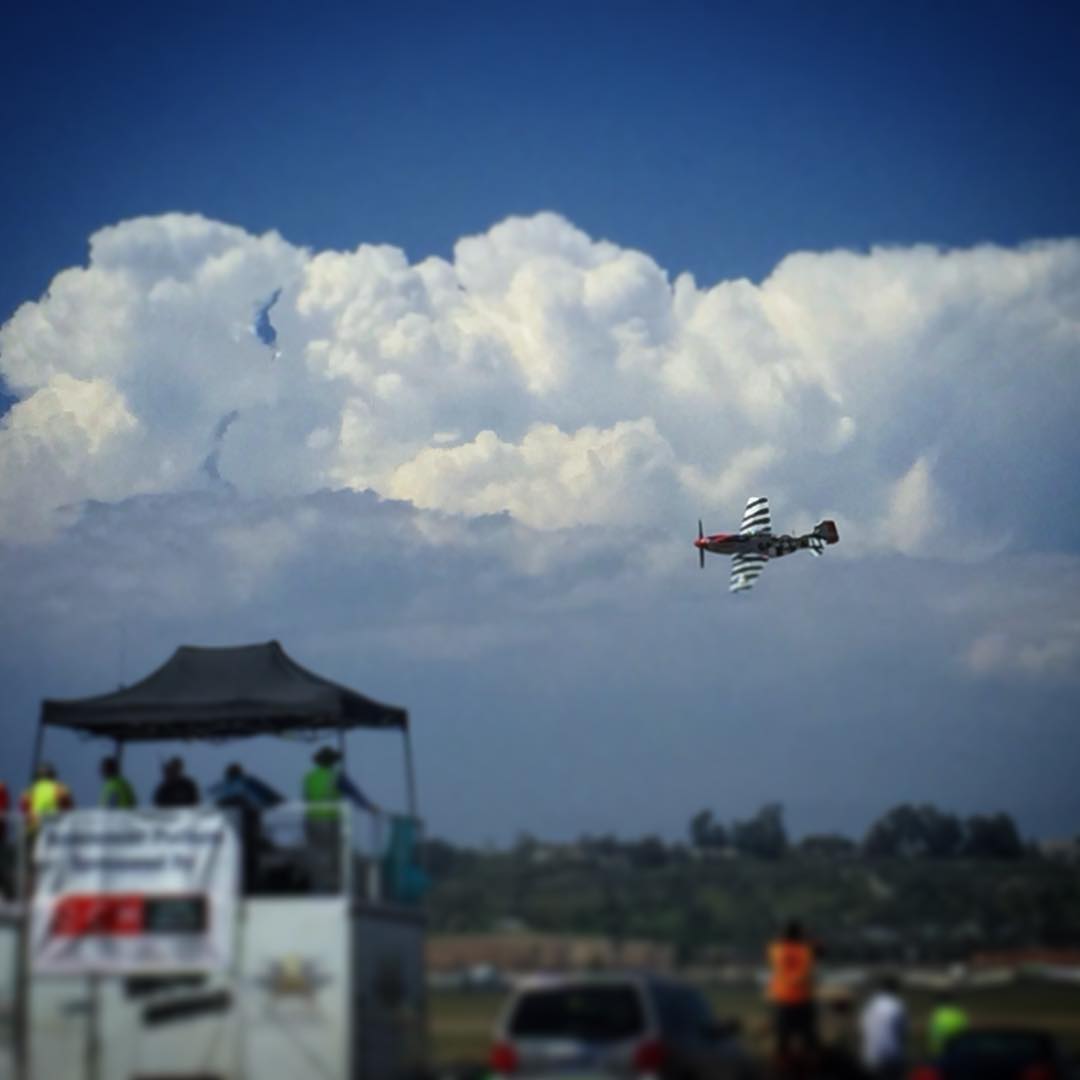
[508,971,696,994]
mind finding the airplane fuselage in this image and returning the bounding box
[695,532,811,559]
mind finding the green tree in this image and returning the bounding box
[422,836,463,878]
[732,803,788,859]
[963,813,1023,859]
[798,833,856,858]
[917,805,964,857]
[863,803,963,858]
[689,809,728,850]
[627,834,669,869]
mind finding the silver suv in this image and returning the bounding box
[489,973,754,1080]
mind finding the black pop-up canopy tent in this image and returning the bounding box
[36,640,416,814]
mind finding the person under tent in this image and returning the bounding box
[99,755,137,808]
[20,762,75,834]
[211,763,283,892]
[153,756,201,807]
[302,746,381,892]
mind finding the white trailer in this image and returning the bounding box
[4,807,427,1080]
[4,641,429,1080]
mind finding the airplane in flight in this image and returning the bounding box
[695,496,839,592]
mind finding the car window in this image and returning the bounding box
[653,983,714,1038]
[510,984,646,1041]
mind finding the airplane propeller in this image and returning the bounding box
[698,520,705,569]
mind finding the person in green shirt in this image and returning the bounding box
[302,747,380,892]
[99,756,136,809]
[303,747,342,821]
[303,747,380,816]
[928,990,969,1058]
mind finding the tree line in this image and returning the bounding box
[422,801,1034,878]
[688,801,1026,861]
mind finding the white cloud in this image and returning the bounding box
[966,631,1080,681]
[0,374,141,541]
[1,213,1077,565]
[4,215,1080,840]
[877,455,937,556]
[387,418,675,529]
[946,555,1080,684]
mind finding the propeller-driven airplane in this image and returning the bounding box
[695,496,839,592]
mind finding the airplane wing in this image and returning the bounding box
[739,495,771,535]
[730,552,767,592]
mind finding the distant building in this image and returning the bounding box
[1037,838,1080,863]
[971,948,1080,969]
[427,932,674,976]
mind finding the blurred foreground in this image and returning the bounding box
[429,980,1080,1074]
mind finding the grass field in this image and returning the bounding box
[429,980,1080,1069]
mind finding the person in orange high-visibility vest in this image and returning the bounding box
[768,919,820,1067]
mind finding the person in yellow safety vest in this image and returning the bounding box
[303,746,343,821]
[19,762,75,832]
[99,756,137,808]
[303,746,381,816]
[927,990,969,1058]
[767,919,820,1067]
[302,747,380,892]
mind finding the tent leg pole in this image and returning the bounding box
[114,739,125,770]
[28,719,45,783]
[86,972,102,1080]
[402,727,418,823]
[14,813,30,1080]
[17,722,42,1080]
[337,729,353,899]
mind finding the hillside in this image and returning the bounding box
[424,845,1080,963]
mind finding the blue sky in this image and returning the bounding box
[5,1,1080,315]
[2,1,1079,843]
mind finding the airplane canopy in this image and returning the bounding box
[40,641,407,742]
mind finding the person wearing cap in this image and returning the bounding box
[302,747,379,892]
[303,746,380,815]
[99,756,137,809]
[20,763,75,833]
[153,757,201,808]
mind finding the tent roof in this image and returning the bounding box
[41,641,407,742]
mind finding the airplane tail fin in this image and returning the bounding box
[814,519,839,545]
[697,520,705,569]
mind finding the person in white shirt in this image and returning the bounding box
[859,974,908,1079]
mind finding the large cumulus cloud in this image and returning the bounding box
[5,211,1077,552]
[2,211,1079,723]
[2,213,1080,838]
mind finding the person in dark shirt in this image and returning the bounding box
[210,763,282,893]
[152,757,200,808]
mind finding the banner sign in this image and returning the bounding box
[31,809,238,974]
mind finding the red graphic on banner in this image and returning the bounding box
[50,895,145,936]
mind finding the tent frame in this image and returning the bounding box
[30,641,418,820]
